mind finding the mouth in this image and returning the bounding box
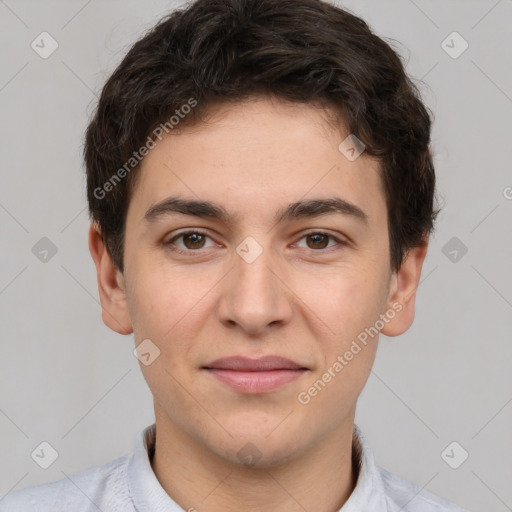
[202,356,309,394]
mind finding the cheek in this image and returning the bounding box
[299,265,387,342]
[125,252,206,338]
[296,273,383,415]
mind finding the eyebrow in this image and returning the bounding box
[144,196,368,226]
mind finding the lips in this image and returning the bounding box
[203,356,308,393]
[204,355,306,371]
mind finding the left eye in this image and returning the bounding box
[294,232,344,251]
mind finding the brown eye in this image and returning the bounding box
[306,233,330,249]
[166,230,215,254]
[182,232,206,249]
[294,231,346,253]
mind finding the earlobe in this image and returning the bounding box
[88,223,133,335]
[380,240,429,338]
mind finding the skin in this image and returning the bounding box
[89,96,428,512]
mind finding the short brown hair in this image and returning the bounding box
[85,0,439,273]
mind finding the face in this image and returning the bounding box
[90,96,426,467]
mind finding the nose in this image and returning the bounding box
[216,236,293,336]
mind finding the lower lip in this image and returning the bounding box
[205,369,306,393]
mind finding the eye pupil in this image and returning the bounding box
[307,233,329,249]
[184,233,205,249]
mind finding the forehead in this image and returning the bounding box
[128,97,386,229]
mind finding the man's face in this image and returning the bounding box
[109,97,407,466]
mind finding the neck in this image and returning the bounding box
[150,408,358,512]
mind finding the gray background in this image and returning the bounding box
[0,1,511,510]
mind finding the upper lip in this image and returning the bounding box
[203,356,307,371]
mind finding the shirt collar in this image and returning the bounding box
[127,422,387,511]
[340,423,388,510]
[127,423,180,512]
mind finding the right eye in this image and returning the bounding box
[165,229,218,255]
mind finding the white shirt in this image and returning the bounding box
[0,423,468,511]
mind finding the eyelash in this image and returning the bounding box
[165,229,347,256]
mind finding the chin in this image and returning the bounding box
[208,422,307,469]
[221,409,293,439]
[222,438,303,470]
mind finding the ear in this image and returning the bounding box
[380,239,429,337]
[88,222,133,335]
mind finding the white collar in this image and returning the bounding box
[126,422,387,511]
